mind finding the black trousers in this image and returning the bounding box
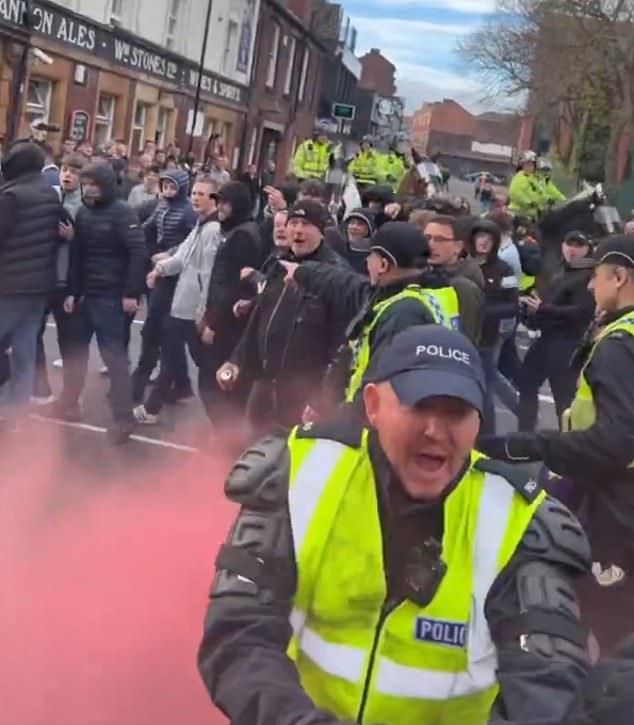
[132,278,189,403]
[518,334,580,431]
[34,291,79,399]
[60,296,135,425]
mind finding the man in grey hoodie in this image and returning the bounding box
[134,175,222,424]
[33,152,86,404]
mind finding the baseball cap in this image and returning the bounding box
[367,325,486,413]
[370,221,430,269]
[593,235,634,268]
[564,230,592,247]
[287,199,328,233]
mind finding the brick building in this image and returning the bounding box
[0,0,258,164]
[241,0,324,178]
[358,48,395,97]
[411,98,519,177]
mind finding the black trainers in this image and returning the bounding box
[107,420,136,445]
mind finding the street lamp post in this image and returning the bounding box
[187,0,214,159]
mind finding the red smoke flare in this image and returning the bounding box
[0,424,233,724]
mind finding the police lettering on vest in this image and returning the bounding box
[416,345,471,365]
[415,617,467,648]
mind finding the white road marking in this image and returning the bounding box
[46,319,144,328]
[30,414,199,453]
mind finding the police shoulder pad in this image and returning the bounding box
[474,458,542,503]
[294,413,365,449]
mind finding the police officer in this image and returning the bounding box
[198,325,590,725]
[292,131,332,182]
[537,158,565,207]
[279,221,460,402]
[508,151,545,219]
[378,144,406,191]
[479,235,634,650]
[348,136,380,191]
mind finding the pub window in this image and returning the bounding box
[109,0,125,23]
[26,79,52,125]
[131,102,149,153]
[156,107,171,148]
[266,24,281,89]
[222,20,239,75]
[94,94,116,149]
[165,0,182,50]
[284,36,297,96]
[298,48,310,103]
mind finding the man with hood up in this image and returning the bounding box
[0,141,65,428]
[48,163,147,444]
[469,218,519,434]
[341,207,376,274]
[201,182,263,381]
[132,168,196,403]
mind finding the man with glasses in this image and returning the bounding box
[425,215,485,344]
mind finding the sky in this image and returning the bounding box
[342,0,497,114]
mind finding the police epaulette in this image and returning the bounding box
[474,458,542,503]
[294,414,365,449]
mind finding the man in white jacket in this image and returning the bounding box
[134,175,222,424]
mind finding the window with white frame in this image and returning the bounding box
[298,47,310,102]
[131,101,149,153]
[222,20,239,75]
[284,36,297,96]
[94,93,116,148]
[109,0,124,23]
[265,24,281,88]
[156,107,171,148]
[26,79,52,125]
[165,0,182,50]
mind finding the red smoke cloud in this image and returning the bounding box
[0,424,234,725]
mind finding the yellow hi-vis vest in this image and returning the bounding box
[345,285,460,402]
[293,140,330,179]
[349,150,379,185]
[562,311,634,468]
[286,429,546,725]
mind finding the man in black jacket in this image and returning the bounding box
[216,200,348,433]
[469,218,519,435]
[199,325,590,725]
[278,222,455,404]
[49,163,147,444]
[0,142,64,426]
[517,231,595,431]
[200,181,263,418]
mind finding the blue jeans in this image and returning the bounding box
[0,294,48,416]
[479,339,519,435]
[61,295,135,424]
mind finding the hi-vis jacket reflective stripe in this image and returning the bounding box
[292,140,330,179]
[286,430,545,725]
[563,312,634,468]
[345,285,460,402]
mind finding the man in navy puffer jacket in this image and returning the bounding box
[132,168,197,403]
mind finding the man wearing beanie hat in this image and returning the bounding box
[215,198,348,433]
[200,325,590,725]
[281,220,463,403]
[481,233,634,651]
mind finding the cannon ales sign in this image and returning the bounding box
[0,0,247,106]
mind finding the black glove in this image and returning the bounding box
[565,635,634,725]
[478,433,543,462]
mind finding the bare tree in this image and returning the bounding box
[458,0,634,184]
